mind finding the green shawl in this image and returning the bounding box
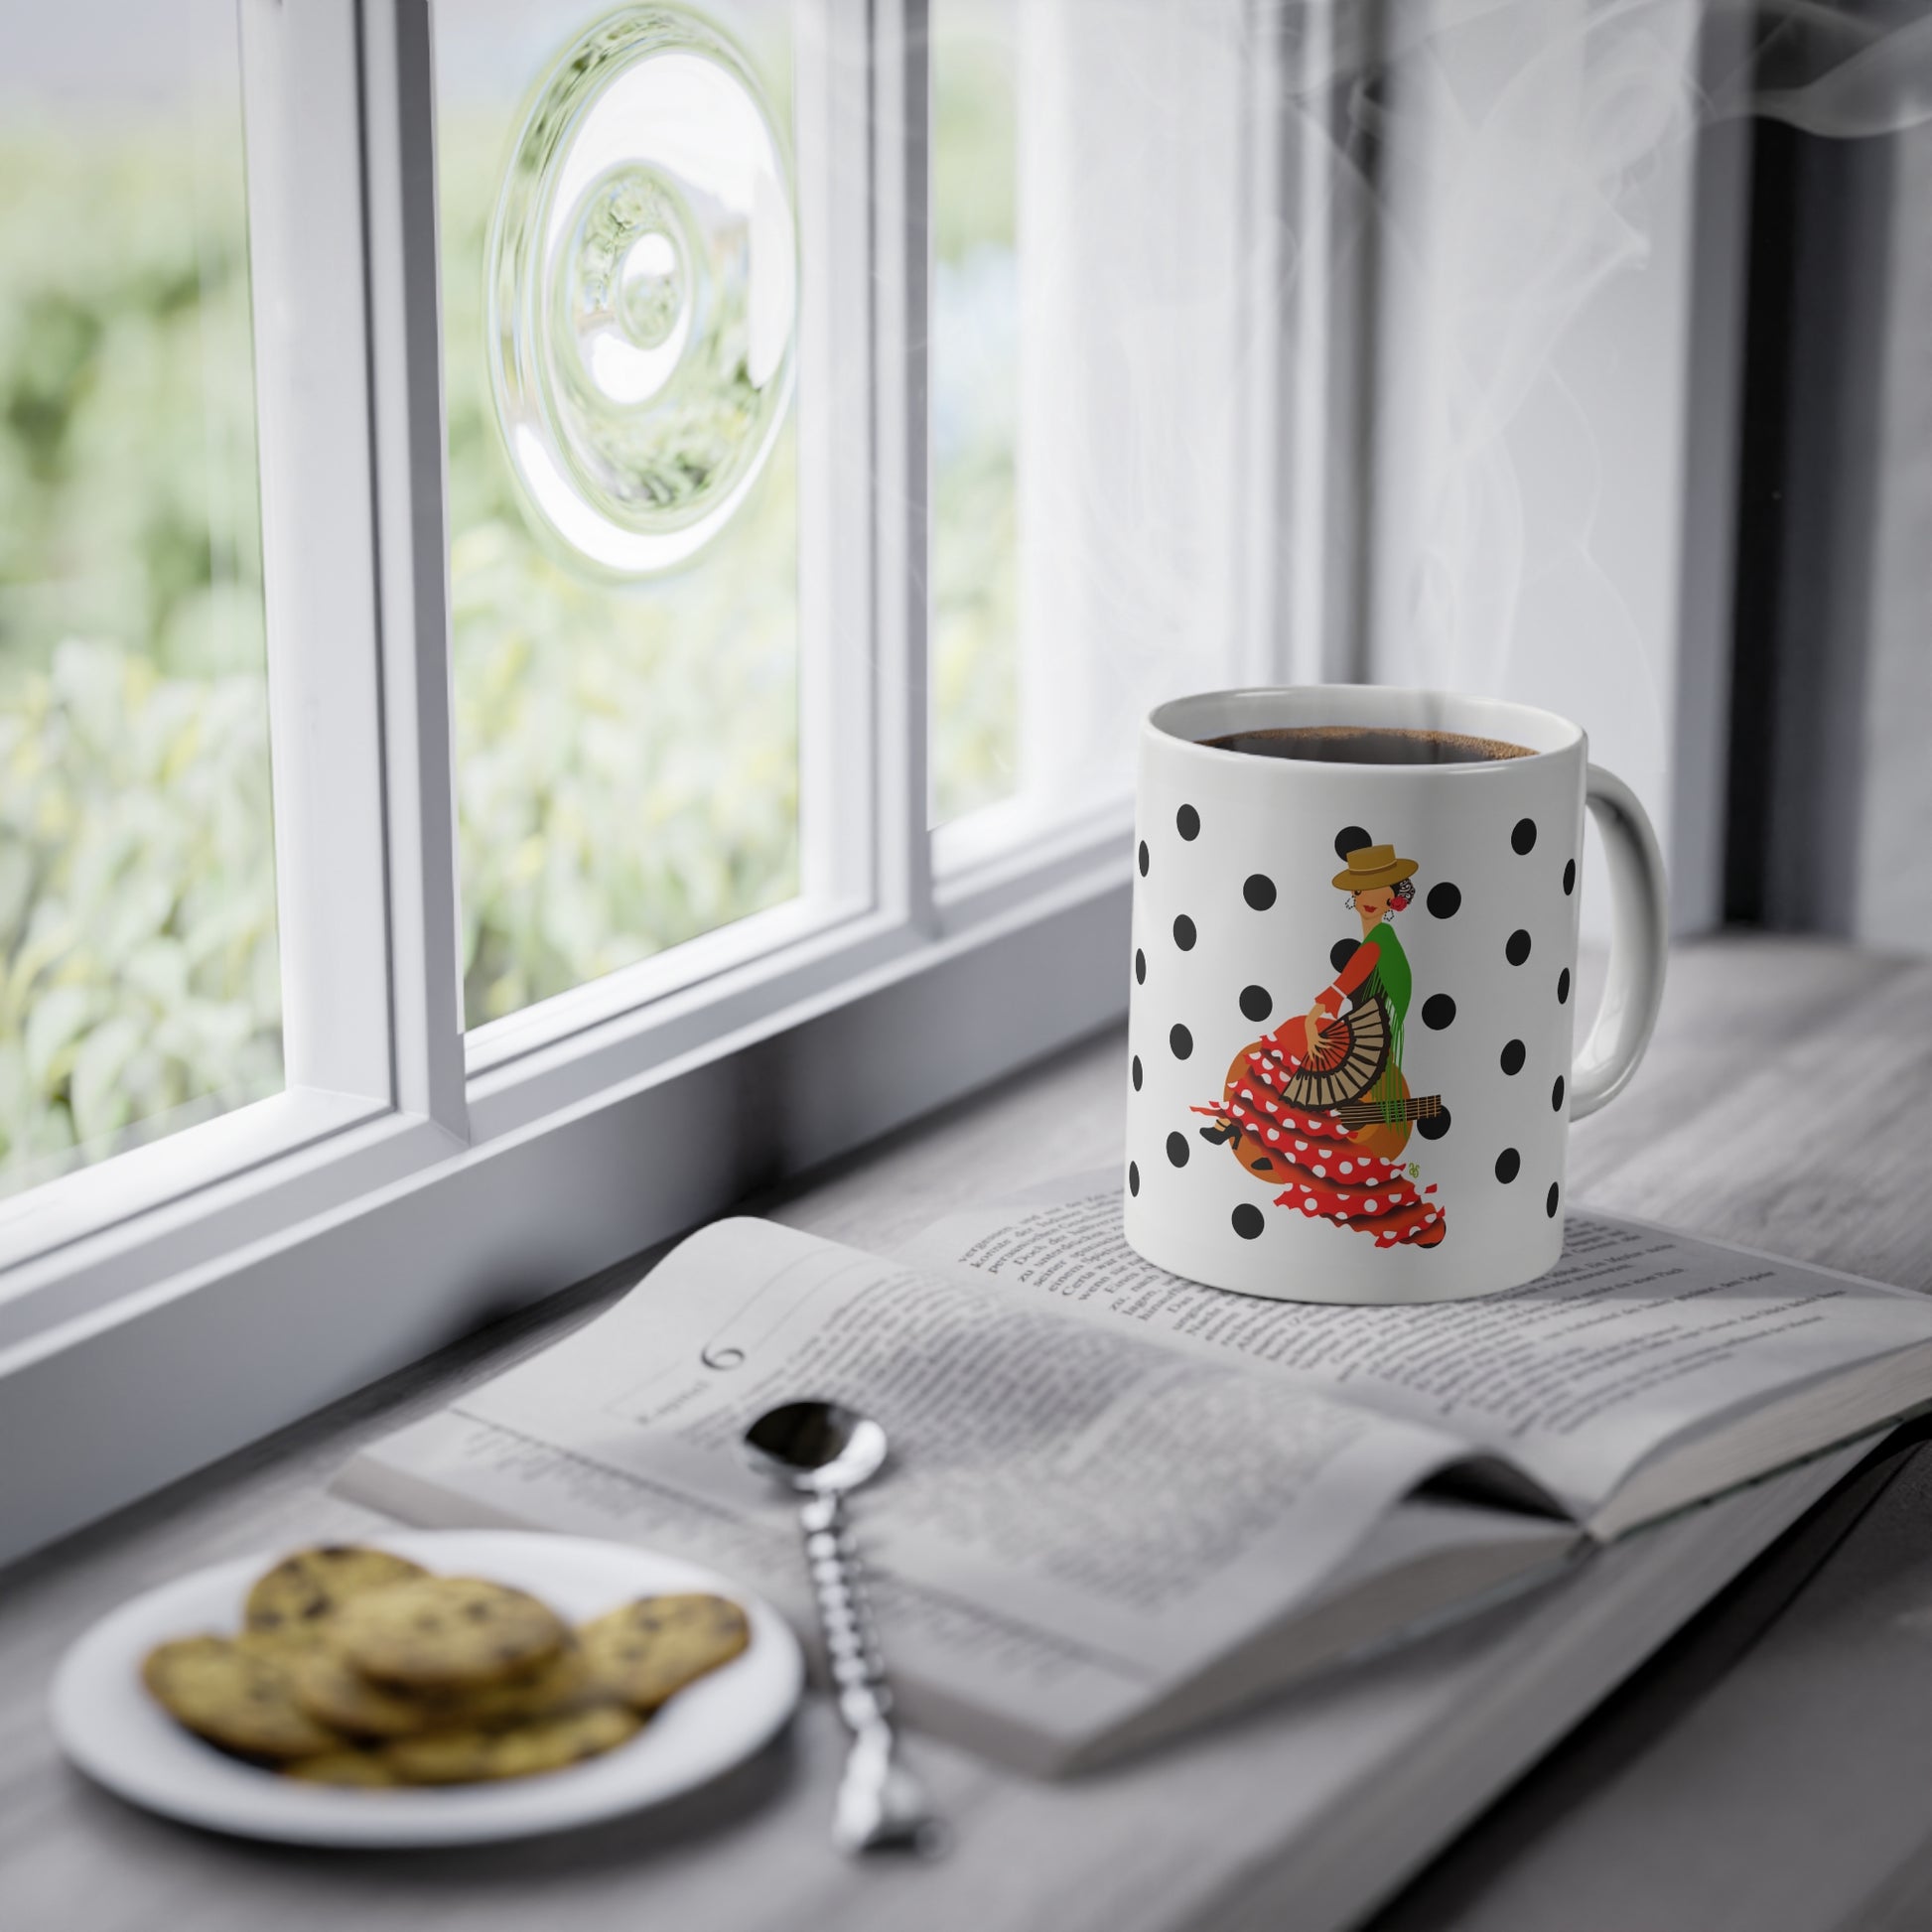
[1361,920,1411,1120]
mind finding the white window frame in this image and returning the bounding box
[0,0,1335,1567]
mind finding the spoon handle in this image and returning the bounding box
[797,1491,943,1857]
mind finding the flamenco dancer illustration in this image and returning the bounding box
[1192,842,1448,1249]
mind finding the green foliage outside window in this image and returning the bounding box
[0,127,278,1189]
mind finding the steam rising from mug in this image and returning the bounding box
[486,7,797,576]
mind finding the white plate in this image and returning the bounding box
[49,1530,803,1847]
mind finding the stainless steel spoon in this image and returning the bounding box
[743,1399,945,1857]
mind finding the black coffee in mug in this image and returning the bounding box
[1199,725,1534,765]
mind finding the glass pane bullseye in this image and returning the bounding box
[488,10,797,576]
[618,229,683,352]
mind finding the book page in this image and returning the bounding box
[904,1173,1932,1521]
[341,1216,1472,1761]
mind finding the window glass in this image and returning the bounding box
[0,0,279,1193]
[435,0,801,1028]
[930,0,1253,849]
[930,0,1020,827]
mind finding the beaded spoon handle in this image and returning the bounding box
[743,1400,944,1857]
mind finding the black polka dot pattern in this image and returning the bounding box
[1563,858,1577,896]
[1547,1182,1560,1217]
[1128,789,1556,1255]
[1558,967,1572,1005]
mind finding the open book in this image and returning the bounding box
[338,1173,1932,1775]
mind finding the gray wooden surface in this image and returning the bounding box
[1,934,1929,1932]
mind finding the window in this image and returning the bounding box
[0,0,1306,1566]
[0,0,278,1195]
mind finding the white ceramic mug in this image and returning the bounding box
[1124,687,1667,1304]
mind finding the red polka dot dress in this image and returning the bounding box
[1192,936,1447,1249]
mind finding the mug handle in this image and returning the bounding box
[1570,764,1668,1120]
